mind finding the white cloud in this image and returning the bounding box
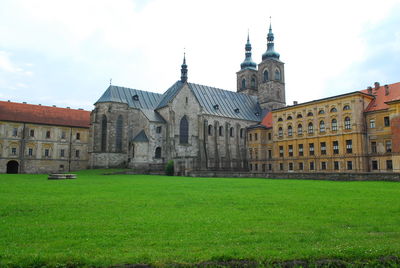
[0,0,399,108]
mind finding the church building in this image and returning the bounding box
[89,23,285,175]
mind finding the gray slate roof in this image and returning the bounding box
[156,81,184,109]
[95,82,262,122]
[95,85,164,122]
[131,130,149,142]
[188,82,261,121]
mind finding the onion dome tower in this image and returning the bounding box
[257,18,286,110]
[236,32,258,96]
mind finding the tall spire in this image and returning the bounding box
[180,51,188,83]
[262,17,280,61]
[240,31,257,70]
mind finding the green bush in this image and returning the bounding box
[165,160,174,176]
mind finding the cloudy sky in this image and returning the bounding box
[1,0,399,110]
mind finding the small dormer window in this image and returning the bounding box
[234,108,240,113]
[213,104,219,110]
[132,95,139,101]
[255,112,260,116]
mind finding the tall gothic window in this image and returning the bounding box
[251,77,256,89]
[180,115,189,144]
[101,115,107,152]
[275,69,281,81]
[116,115,123,152]
[263,70,269,82]
[155,147,162,158]
[241,79,246,89]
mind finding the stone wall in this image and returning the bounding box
[0,121,89,173]
[188,170,400,181]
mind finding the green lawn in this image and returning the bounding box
[0,170,400,267]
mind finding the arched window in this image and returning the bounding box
[319,120,325,132]
[287,116,292,120]
[297,114,303,118]
[344,117,351,129]
[241,78,246,89]
[318,110,325,114]
[263,70,269,82]
[219,126,223,136]
[278,127,283,137]
[308,122,314,134]
[155,147,161,158]
[101,115,107,152]
[132,143,135,158]
[208,125,213,136]
[179,115,189,144]
[307,112,313,116]
[288,125,293,136]
[116,115,123,152]
[251,77,256,89]
[330,107,337,113]
[343,105,350,110]
[298,124,303,135]
[278,117,283,122]
[240,128,244,138]
[275,69,281,81]
[230,127,234,137]
[331,119,338,131]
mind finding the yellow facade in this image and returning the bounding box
[247,91,400,173]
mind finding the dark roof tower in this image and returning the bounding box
[262,19,280,60]
[240,32,257,70]
[180,52,188,83]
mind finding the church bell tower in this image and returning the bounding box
[257,21,286,110]
[236,33,258,96]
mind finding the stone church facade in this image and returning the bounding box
[89,24,286,175]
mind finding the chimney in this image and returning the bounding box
[367,86,372,94]
[385,84,389,96]
[293,101,298,105]
[23,102,27,104]
[52,105,56,107]
[374,82,380,90]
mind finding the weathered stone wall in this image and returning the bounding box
[0,121,89,173]
[188,170,400,181]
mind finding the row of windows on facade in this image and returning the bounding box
[277,105,351,122]
[248,132,272,142]
[249,159,393,172]
[276,117,352,138]
[249,140,392,159]
[208,125,246,138]
[240,69,282,90]
[9,128,81,140]
[9,147,81,158]
[369,117,391,128]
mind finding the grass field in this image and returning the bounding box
[1,170,400,267]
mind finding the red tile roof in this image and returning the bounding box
[0,101,90,128]
[361,82,400,112]
[261,111,272,128]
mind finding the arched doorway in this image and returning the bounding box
[6,160,19,174]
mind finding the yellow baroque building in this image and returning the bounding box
[248,82,400,173]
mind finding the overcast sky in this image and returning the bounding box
[1,0,399,110]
